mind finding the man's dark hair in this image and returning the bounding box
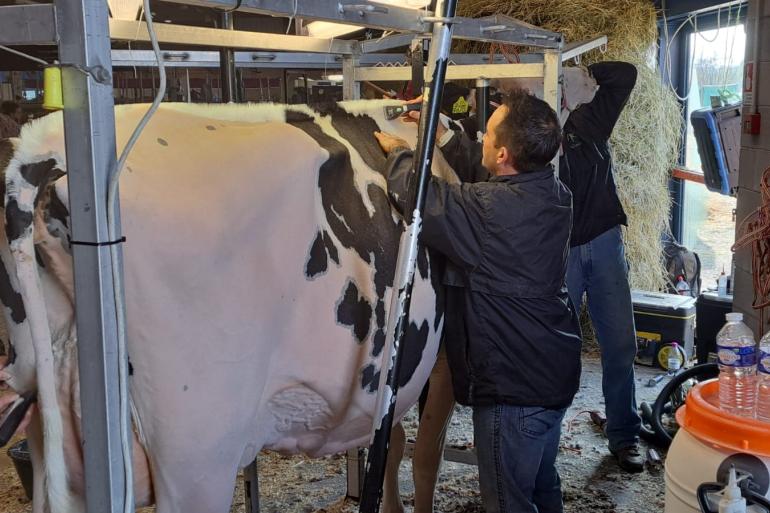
[1,101,19,116]
[494,90,562,172]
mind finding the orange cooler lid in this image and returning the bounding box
[677,379,770,457]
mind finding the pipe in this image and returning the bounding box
[219,10,237,103]
[358,0,458,512]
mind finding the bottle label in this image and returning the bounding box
[717,345,757,367]
[759,351,770,374]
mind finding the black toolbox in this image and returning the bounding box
[696,291,733,364]
[632,290,696,368]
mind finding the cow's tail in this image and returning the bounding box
[5,167,75,513]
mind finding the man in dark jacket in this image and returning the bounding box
[559,61,643,472]
[375,90,582,513]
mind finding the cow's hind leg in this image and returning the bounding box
[381,422,406,513]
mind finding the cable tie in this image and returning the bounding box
[68,236,126,247]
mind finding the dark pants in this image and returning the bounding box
[473,404,567,513]
[566,225,641,451]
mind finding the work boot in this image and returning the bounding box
[610,443,645,473]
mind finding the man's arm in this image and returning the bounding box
[386,148,485,269]
[568,61,637,141]
[437,128,490,183]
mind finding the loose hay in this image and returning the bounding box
[458,0,682,295]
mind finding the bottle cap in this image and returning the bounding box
[726,312,743,322]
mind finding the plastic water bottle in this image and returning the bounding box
[717,312,757,417]
[667,342,682,374]
[756,331,770,422]
[675,275,691,296]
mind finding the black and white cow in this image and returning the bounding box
[0,100,456,513]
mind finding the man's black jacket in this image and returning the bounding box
[560,61,638,247]
[385,136,582,408]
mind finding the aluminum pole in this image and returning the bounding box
[55,1,130,512]
[359,0,457,511]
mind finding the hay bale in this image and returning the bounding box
[457,0,682,293]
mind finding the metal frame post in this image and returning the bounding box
[342,53,361,100]
[220,10,238,102]
[475,78,490,138]
[359,1,457,512]
[244,458,260,513]
[542,49,562,172]
[55,1,130,512]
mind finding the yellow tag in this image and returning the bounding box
[452,96,469,114]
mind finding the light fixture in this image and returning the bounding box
[324,74,344,82]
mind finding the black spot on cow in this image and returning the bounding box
[305,231,328,278]
[157,138,168,146]
[206,125,216,131]
[324,105,388,175]
[286,110,314,124]
[361,363,377,392]
[5,199,33,242]
[20,159,58,188]
[336,280,372,343]
[47,187,69,229]
[398,319,430,388]
[305,230,341,279]
[322,230,339,265]
[360,319,431,394]
[417,245,429,281]
[0,255,26,324]
[34,246,45,269]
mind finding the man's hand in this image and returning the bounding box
[401,109,449,142]
[374,131,410,154]
[0,356,33,437]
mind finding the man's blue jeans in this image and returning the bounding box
[473,405,567,513]
[566,225,641,451]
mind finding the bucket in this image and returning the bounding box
[664,380,770,513]
[7,439,33,501]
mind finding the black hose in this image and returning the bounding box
[697,482,722,513]
[650,363,719,447]
[745,489,770,510]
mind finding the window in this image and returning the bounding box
[681,23,745,288]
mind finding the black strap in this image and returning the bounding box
[68,236,126,247]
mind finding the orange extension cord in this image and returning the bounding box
[733,166,770,334]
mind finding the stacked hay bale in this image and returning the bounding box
[458,0,683,294]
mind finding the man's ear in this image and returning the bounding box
[497,145,510,165]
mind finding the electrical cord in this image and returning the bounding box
[103,1,167,511]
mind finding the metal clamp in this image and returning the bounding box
[61,63,112,85]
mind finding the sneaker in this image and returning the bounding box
[610,444,645,473]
